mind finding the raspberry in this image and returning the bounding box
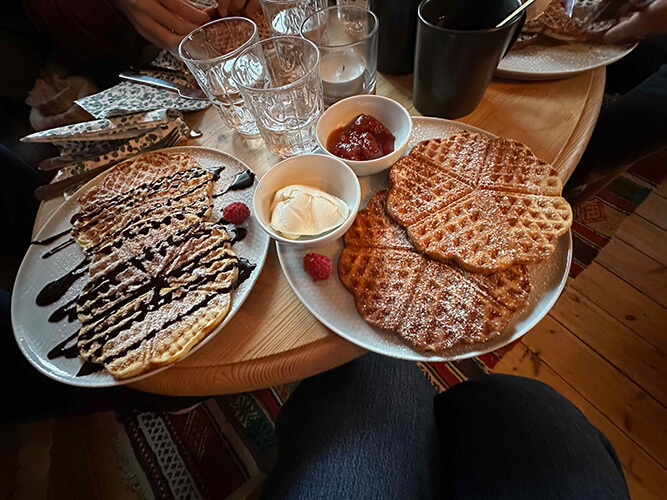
[223,202,250,225]
[303,253,333,281]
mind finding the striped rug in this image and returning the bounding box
[120,153,664,499]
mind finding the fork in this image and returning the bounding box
[37,128,203,172]
[34,129,182,201]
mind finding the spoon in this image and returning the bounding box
[496,0,535,28]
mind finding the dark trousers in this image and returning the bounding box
[262,353,630,499]
[564,38,667,204]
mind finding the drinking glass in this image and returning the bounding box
[260,0,327,36]
[179,17,260,137]
[301,5,378,106]
[232,36,324,158]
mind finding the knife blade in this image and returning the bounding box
[119,71,208,100]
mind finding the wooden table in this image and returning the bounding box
[34,69,605,395]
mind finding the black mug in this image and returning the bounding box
[370,0,422,75]
[413,0,525,119]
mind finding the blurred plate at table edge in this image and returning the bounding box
[496,42,636,80]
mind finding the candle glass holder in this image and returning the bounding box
[300,6,378,106]
[232,36,324,158]
[179,17,260,137]
[260,0,327,36]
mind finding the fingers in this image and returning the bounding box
[152,0,202,34]
[131,11,184,49]
[217,0,230,17]
[158,0,211,25]
[603,12,644,44]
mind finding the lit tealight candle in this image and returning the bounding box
[320,52,366,104]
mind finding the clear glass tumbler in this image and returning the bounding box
[179,18,260,137]
[301,6,378,106]
[260,0,327,36]
[232,36,324,158]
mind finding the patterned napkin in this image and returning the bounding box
[50,110,194,184]
[21,108,176,143]
[21,109,195,198]
[75,52,209,119]
[75,80,209,119]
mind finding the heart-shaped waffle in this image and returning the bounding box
[387,132,572,274]
[339,190,530,352]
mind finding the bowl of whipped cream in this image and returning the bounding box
[253,154,361,248]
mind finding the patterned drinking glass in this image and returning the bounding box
[179,17,260,137]
[301,5,378,106]
[259,0,327,36]
[232,36,324,158]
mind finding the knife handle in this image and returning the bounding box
[34,160,124,201]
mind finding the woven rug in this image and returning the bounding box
[119,154,664,500]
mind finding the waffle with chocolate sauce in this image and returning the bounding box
[71,152,239,379]
[339,190,530,352]
[72,152,215,251]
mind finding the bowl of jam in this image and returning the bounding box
[317,95,412,176]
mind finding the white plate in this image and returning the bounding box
[497,41,635,80]
[11,146,270,387]
[276,117,572,362]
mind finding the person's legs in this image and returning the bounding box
[261,353,441,500]
[435,374,630,500]
[564,60,667,204]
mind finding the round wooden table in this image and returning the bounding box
[33,69,605,395]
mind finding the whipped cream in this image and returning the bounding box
[269,184,350,240]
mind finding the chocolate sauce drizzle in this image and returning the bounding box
[31,228,71,246]
[41,164,256,377]
[36,259,89,306]
[48,223,255,375]
[47,331,79,359]
[230,227,247,244]
[213,170,255,198]
[49,297,78,323]
[42,238,75,259]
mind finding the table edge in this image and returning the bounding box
[128,334,366,396]
[553,68,606,183]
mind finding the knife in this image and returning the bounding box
[34,128,181,200]
[119,70,208,100]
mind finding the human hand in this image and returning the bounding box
[219,0,263,17]
[603,0,667,44]
[115,0,211,49]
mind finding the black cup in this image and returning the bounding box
[370,0,422,75]
[413,0,525,119]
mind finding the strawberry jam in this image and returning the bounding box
[326,114,395,161]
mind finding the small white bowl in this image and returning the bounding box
[316,95,413,176]
[253,154,361,248]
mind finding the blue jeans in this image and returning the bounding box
[261,353,629,499]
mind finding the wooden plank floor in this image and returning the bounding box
[495,181,667,500]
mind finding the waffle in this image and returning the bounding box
[72,152,215,251]
[523,0,610,42]
[77,222,237,379]
[339,191,530,352]
[387,132,572,274]
[512,33,539,50]
[67,150,243,379]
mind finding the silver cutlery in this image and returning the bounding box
[119,70,207,100]
[37,129,203,172]
[34,129,182,201]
